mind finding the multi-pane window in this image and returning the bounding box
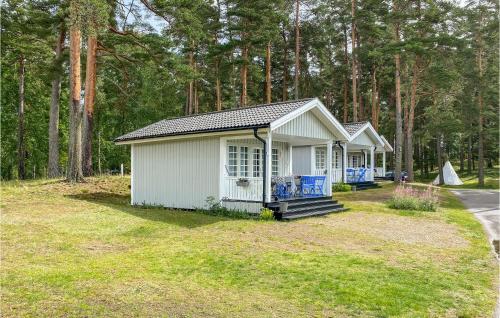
[228,145,279,177]
[252,149,262,177]
[333,151,340,169]
[352,155,359,168]
[240,147,249,177]
[228,145,238,176]
[272,149,279,176]
[315,148,326,170]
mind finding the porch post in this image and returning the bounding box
[219,137,227,201]
[342,142,348,183]
[288,144,293,175]
[326,140,333,196]
[383,151,386,177]
[364,150,368,169]
[370,146,375,181]
[265,130,273,202]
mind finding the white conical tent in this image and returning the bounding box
[433,161,463,185]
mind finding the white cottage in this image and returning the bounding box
[290,121,393,189]
[115,98,352,218]
[339,121,393,184]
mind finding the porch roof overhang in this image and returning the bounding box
[346,122,385,149]
[378,135,394,152]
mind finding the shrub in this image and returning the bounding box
[202,196,252,219]
[386,185,439,212]
[332,183,351,192]
[259,208,275,221]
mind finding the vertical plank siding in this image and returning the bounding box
[291,146,312,175]
[275,111,333,139]
[132,137,220,209]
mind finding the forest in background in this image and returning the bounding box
[1,0,498,184]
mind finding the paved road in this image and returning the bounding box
[451,189,499,318]
[452,189,499,243]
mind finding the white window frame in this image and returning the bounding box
[227,145,238,176]
[351,155,361,169]
[333,151,340,169]
[252,148,262,177]
[315,147,326,170]
[239,146,249,177]
[227,144,279,178]
[271,148,279,176]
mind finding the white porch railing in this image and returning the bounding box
[223,175,331,200]
[332,169,342,183]
[374,167,385,177]
[313,168,327,176]
[222,177,263,201]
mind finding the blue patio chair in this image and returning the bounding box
[301,176,326,196]
[314,176,326,195]
[357,168,366,182]
[273,177,293,199]
[346,168,356,183]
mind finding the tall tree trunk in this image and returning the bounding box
[467,133,472,174]
[351,0,358,121]
[393,12,402,183]
[371,65,377,129]
[186,50,194,114]
[240,45,248,107]
[342,24,349,122]
[67,26,84,182]
[477,13,485,187]
[437,135,444,185]
[215,61,222,111]
[359,94,364,121]
[17,55,26,180]
[405,57,420,182]
[281,29,288,101]
[265,41,272,104]
[215,0,222,111]
[48,26,66,178]
[294,0,300,99]
[83,35,97,177]
[376,80,381,127]
[459,136,464,173]
[193,59,199,114]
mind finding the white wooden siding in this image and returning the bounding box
[132,137,220,209]
[291,146,312,175]
[275,111,333,140]
[350,130,376,146]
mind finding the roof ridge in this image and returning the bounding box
[343,121,369,125]
[157,98,315,123]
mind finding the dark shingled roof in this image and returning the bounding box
[342,121,368,136]
[115,98,314,142]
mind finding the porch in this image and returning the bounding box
[329,144,388,184]
[220,133,336,205]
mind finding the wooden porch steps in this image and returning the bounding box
[268,196,347,221]
[351,181,380,191]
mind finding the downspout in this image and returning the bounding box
[253,127,267,207]
[335,141,345,183]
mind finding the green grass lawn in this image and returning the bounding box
[1,177,498,317]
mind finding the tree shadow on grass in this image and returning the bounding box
[66,192,229,229]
